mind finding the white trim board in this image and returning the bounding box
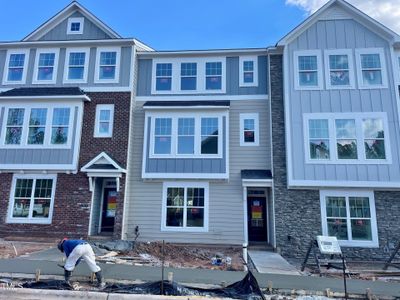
[135,95,268,101]
[2,49,30,85]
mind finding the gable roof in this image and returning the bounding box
[277,0,400,46]
[81,152,126,174]
[23,1,122,41]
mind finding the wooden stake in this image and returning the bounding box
[161,240,165,295]
[35,269,41,282]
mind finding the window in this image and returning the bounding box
[308,119,330,160]
[8,175,57,224]
[206,62,222,90]
[3,50,29,84]
[33,49,59,84]
[304,113,391,164]
[162,182,209,232]
[320,190,378,247]
[5,108,24,145]
[154,118,172,154]
[240,113,259,146]
[355,48,387,88]
[151,58,225,94]
[64,48,89,82]
[28,108,47,145]
[180,63,196,90]
[294,50,323,90]
[149,113,224,158]
[156,63,172,91]
[95,47,120,83]
[239,56,258,87]
[51,108,70,145]
[324,49,355,89]
[67,17,84,34]
[94,104,114,138]
[177,118,195,154]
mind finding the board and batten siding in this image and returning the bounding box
[0,106,79,167]
[287,18,400,183]
[124,99,270,244]
[136,56,268,97]
[0,46,132,89]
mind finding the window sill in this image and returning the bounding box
[7,218,52,225]
[161,227,208,233]
[305,159,392,165]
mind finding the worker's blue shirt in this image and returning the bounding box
[63,239,87,259]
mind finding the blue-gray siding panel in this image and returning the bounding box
[287,17,400,183]
[39,12,113,41]
[136,56,268,97]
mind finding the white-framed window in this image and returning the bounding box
[355,48,388,89]
[3,49,30,85]
[320,190,378,248]
[148,112,225,158]
[63,48,90,83]
[0,104,74,148]
[240,113,259,146]
[94,47,120,83]
[324,49,355,89]
[7,174,57,224]
[304,112,391,164]
[151,57,226,94]
[294,50,323,90]
[161,182,209,232]
[33,49,60,84]
[94,104,114,138]
[239,56,258,87]
[67,17,84,35]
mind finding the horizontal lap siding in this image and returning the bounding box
[125,100,270,244]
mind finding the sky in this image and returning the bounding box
[0,0,398,50]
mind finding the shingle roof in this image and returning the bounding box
[241,170,273,180]
[143,100,230,107]
[0,87,85,97]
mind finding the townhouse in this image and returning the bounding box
[0,2,152,238]
[272,0,400,259]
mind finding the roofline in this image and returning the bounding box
[137,48,268,56]
[277,0,400,46]
[0,38,137,47]
[0,95,91,101]
[143,105,230,110]
[22,1,122,41]
[133,39,155,52]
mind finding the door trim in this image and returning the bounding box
[247,188,268,243]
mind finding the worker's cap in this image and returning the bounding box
[57,238,68,252]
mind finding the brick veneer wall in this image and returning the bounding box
[0,92,130,239]
[270,55,400,260]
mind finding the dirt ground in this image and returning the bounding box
[0,239,54,259]
[126,241,245,271]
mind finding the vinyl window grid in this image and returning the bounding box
[324,49,355,89]
[149,112,224,159]
[294,50,323,90]
[32,49,60,84]
[161,182,209,232]
[239,113,259,146]
[63,48,90,83]
[303,112,391,164]
[7,174,57,225]
[151,57,226,94]
[180,62,197,91]
[3,49,30,85]
[0,104,74,149]
[239,56,258,87]
[94,47,121,83]
[355,48,388,89]
[67,17,84,35]
[320,190,378,248]
[94,104,114,138]
[155,63,173,91]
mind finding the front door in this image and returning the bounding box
[101,188,117,232]
[247,190,267,242]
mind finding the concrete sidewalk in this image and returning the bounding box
[0,258,399,298]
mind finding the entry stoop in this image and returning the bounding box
[248,250,300,275]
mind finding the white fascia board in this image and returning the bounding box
[242,179,273,187]
[288,179,400,190]
[142,173,229,180]
[0,95,91,101]
[143,106,230,110]
[137,48,268,57]
[0,39,135,48]
[136,95,268,101]
[0,164,77,171]
[133,39,154,52]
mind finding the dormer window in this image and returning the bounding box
[67,17,84,35]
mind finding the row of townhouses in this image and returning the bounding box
[0,0,399,259]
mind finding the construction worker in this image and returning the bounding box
[57,238,105,288]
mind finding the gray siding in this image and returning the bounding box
[39,12,113,41]
[136,56,268,96]
[286,17,400,183]
[0,46,132,89]
[144,115,226,175]
[0,107,79,167]
[124,99,271,244]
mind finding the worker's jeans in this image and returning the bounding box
[64,243,101,272]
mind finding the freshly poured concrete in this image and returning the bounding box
[248,250,300,275]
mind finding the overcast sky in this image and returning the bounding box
[0,0,398,50]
